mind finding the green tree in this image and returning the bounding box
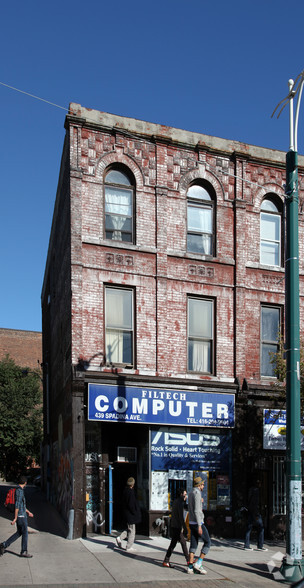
[272,336,304,414]
[0,355,42,480]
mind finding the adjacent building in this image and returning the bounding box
[0,328,42,369]
[41,104,304,539]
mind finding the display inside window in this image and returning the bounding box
[150,427,232,511]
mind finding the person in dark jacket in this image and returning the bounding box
[244,479,268,551]
[116,477,141,552]
[162,487,189,568]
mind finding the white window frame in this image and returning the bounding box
[104,168,134,243]
[187,184,214,256]
[105,286,134,367]
[260,198,281,267]
[187,297,214,374]
[261,305,281,378]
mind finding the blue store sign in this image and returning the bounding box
[88,384,235,428]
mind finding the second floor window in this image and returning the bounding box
[260,198,281,266]
[261,305,280,377]
[104,168,134,242]
[187,183,214,255]
[188,297,214,374]
[105,287,134,366]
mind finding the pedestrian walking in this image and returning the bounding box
[244,479,268,551]
[0,475,34,558]
[116,477,141,552]
[162,487,189,567]
[187,476,211,575]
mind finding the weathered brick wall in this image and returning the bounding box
[60,108,304,388]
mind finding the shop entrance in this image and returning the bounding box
[101,421,149,535]
[112,461,137,531]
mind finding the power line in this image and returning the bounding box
[0,81,286,193]
[0,81,69,112]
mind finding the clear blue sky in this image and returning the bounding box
[1,0,304,333]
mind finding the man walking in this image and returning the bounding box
[116,477,141,552]
[0,475,34,558]
[187,476,211,575]
[244,479,268,551]
[162,487,189,567]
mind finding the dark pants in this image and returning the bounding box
[244,514,264,549]
[189,523,211,556]
[164,527,189,562]
[3,517,28,554]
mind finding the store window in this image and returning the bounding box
[104,168,134,242]
[187,183,215,255]
[188,297,214,374]
[105,286,134,366]
[150,427,232,512]
[260,197,282,266]
[261,305,281,377]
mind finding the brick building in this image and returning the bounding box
[0,328,42,369]
[41,104,304,539]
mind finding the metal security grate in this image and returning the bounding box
[273,456,286,515]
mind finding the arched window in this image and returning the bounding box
[104,168,134,243]
[187,183,214,255]
[260,197,282,266]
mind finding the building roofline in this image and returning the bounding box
[68,102,304,167]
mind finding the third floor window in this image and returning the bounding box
[260,197,282,267]
[187,183,215,256]
[104,168,134,243]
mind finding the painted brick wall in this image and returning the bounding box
[44,107,304,392]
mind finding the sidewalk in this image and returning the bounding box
[0,482,294,587]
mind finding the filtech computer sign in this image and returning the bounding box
[88,383,235,428]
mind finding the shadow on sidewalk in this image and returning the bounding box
[207,556,279,583]
[0,483,68,538]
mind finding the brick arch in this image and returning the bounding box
[179,165,226,201]
[254,183,284,211]
[94,150,144,189]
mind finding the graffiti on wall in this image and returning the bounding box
[51,415,74,521]
[85,465,105,532]
[85,452,102,463]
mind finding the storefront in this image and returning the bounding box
[86,382,235,536]
[263,408,304,539]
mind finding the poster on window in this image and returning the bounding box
[263,409,304,449]
[151,427,232,471]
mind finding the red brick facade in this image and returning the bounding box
[42,105,304,539]
[0,328,42,370]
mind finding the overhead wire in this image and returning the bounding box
[0,80,287,193]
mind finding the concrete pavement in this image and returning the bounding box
[0,482,294,587]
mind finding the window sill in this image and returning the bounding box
[246,261,284,272]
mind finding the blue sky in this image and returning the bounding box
[1,0,304,333]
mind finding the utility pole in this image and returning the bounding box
[273,73,304,582]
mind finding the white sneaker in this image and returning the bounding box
[116,537,122,548]
[244,547,253,551]
[187,566,194,574]
[125,546,137,552]
[257,547,268,551]
[193,562,207,574]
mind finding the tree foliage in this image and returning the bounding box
[0,355,42,480]
[272,336,304,413]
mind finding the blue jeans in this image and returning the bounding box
[189,523,211,556]
[244,514,264,549]
[4,517,28,554]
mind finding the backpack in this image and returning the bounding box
[4,488,16,513]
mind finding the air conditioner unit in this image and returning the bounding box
[117,447,137,463]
